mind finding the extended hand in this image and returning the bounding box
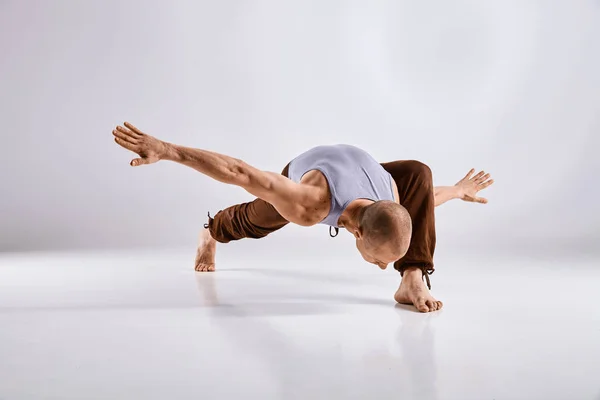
[112,122,166,167]
[455,169,494,204]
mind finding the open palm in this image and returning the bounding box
[455,169,494,204]
[112,122,165,166]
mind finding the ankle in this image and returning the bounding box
[402,267,424,280]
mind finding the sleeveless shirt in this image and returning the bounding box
[287,144,395,227]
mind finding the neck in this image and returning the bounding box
[338,199,374,233]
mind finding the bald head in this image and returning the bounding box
[359,200,412,258]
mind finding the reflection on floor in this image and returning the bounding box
[1,249,599,400]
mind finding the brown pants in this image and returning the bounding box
[206,160,436,285]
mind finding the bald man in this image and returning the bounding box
[112,122,494,313]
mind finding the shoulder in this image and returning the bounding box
[242,168,329,226]
[293,171,331,224]
[390,175,400,203]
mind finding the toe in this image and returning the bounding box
[415,298,429,313]
[437,301,444,310]
[207,265,215,272]
[426,299,436,311]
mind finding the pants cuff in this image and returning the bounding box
[396,262,434,290]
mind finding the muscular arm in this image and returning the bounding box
[164,144,316,224]
[112,122,316,225]
[161,143,252,185]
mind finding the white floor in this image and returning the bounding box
[1,249,599,400]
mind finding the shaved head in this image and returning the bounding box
[357,201,412,265]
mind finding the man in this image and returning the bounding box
[112,122,494,313]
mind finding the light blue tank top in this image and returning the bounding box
[287,144,395,227]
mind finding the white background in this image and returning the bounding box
[1,0,599,255]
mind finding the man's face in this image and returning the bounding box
[355,237,404,270]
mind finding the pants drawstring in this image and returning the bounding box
[424,270,432,290]
[402,264,433,290]
[203,211,212,229]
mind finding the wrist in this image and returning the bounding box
[160,142,179,161]
[453,185,464,199]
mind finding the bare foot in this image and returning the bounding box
[195,228,216,272]
[394,267,443,313]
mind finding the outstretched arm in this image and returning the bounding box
[434,169,494,207]
[434,186,461,207]
[112,122,316,225]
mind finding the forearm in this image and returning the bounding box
[434,186,462,207]
[161,143,246,185]
[159,141,310,225]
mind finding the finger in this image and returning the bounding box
[112,129,137,144]
[479,179,494,189]
[130,158,148,167]
[463,168,475,180]
[475,197,488,204]
[114,137,137,152]
[116,125,141,138]
[471,171,485,181]
[124,122,144,135]
[475,173,490,184]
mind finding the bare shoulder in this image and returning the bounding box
[391,179,400,203]
[238,164,328,226]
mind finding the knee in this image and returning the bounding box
[405,161,433,183]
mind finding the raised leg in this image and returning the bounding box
[206,196,290,244]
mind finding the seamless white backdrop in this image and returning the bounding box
[1,0,598,255]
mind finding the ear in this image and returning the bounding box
[354,226,363,240]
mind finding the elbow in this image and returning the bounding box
[296,207,322,226]
[230,159,255,187]
[230,158,246,176]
